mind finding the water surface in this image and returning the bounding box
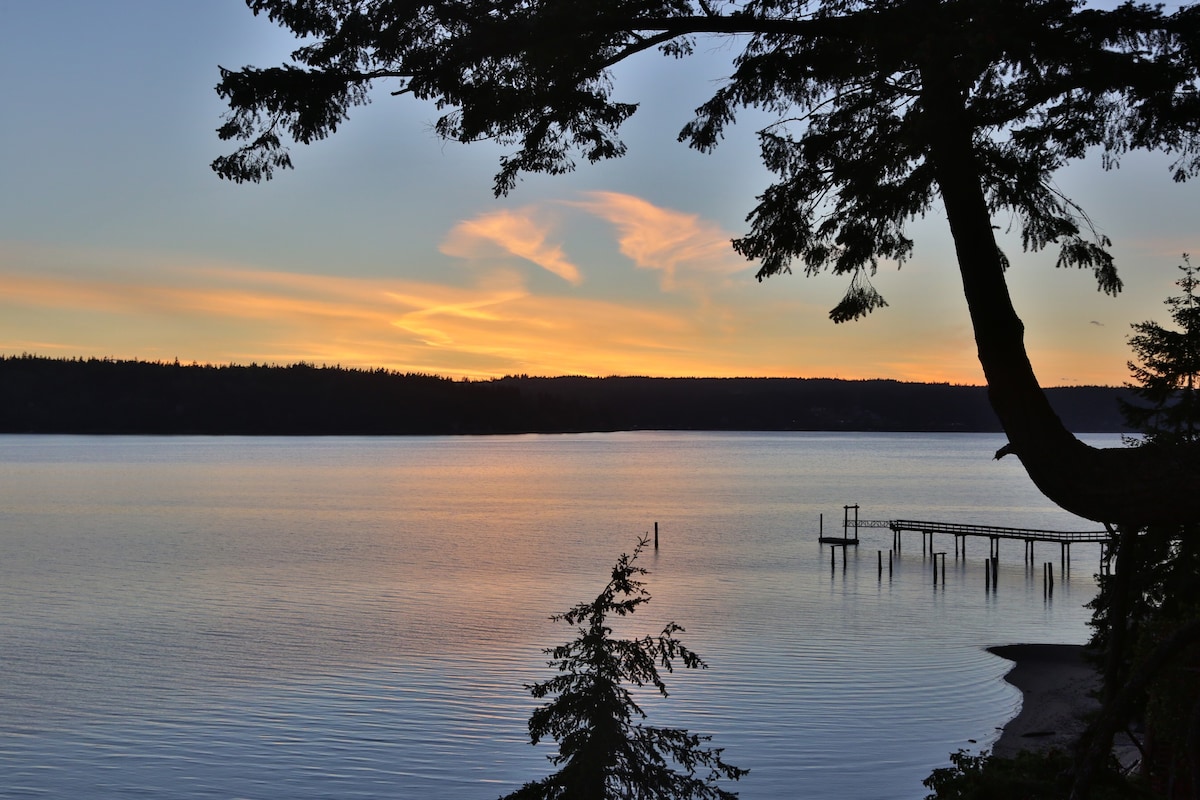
[0,432,1114,798]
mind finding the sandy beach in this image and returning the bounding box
[988,644,1102,758]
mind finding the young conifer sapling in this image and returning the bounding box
[499,536,747,800]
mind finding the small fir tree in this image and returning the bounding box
[1122,255,1200,447]
[500,537,747,800]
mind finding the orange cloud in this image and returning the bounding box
[0,245,751,378]
[569,191,749,291]
[440,207,583,285]
[0,216,1138,385]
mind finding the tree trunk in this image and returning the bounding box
[920,72,1200,527]
[1085,524,1140,787]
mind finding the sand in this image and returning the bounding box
[987,643,1103,758]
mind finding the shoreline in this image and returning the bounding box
[987,643,1101,758]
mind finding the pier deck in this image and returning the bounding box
[865,518,1108,544]
[822,508,1111,570]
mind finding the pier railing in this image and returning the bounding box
[818,507,1112,585]
[878,519,1108,543]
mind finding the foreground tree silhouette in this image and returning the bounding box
[214,0,1200,526]
[499,538,746,800]
[1071,258,1200,799]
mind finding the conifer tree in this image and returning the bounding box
[1123,256,1200,447]
[500,538,746,800]
[1076,257,1200,798]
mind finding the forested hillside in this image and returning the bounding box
[0,355,1132,435]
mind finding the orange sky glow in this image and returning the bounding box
[2,4,1194,387]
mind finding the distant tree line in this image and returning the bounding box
[0,355,1133,435]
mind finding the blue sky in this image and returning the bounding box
[2,1,1197,383]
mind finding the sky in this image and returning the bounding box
[2,1,1198,384]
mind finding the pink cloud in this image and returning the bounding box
[569,191,747,290]
[440,208,583,285]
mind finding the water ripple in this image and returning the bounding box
[0,433,1106,799]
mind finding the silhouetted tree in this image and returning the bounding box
[214,0,1200,526]
[1123,256,1200,448]
[499,537,746,799]
[1076,258,1200,799]
[922,748,1139,800]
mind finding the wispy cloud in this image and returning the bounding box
[569,191,748,291]
[440,207,583,285]
[440,192,752,296]
[0,243,766,378]
[0,206,1080,385]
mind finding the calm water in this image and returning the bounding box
[0,432,1116,799]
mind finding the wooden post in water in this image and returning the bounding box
[932,552,945,585]
[991,556,999,591]
[1048,561,1054,596]
[889,550,893,577]
[985,558,991,590]
[654,521,659,550]
[843,504,860,544]
[831,547,835,574]
[842,543,847,570]
[819,513,823,540]
[878,549,883,579]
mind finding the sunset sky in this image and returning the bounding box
[2,1,1197,384]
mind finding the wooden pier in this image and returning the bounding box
[820,509,1110,570]
[871,519,1107,565]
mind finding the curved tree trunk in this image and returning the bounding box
[921,74,1200,527]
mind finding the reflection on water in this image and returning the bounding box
[0,432,1113,798]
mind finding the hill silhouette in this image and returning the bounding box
[0,355,1133,435]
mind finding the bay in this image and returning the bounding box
[0,432,1115,799]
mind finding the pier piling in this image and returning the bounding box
[933,552,946,585]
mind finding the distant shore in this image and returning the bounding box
[0,355,1133,435]
[988,643,1101,758]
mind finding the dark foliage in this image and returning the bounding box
[215,0,1200,319]
[1122,256,1200,448]
[923,749,1146,800]
[1075,263,1200,798]
[500,538,746,799]
[0,355,1131,435]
